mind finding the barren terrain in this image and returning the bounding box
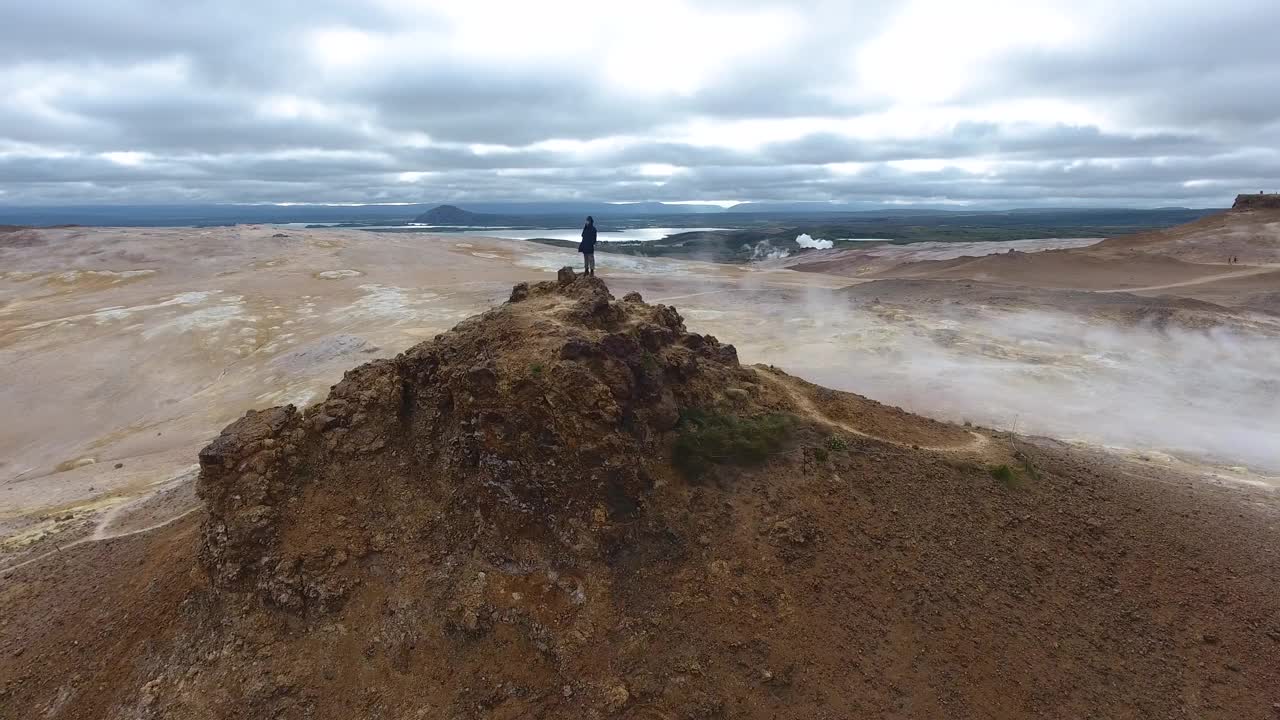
[1,210,1278,717]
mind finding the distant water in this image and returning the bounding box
[474,227,727,243]
[273,223,726,243]
[273,222,521,231]
[860,237,1102,262]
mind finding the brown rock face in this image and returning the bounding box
[196,270,747,614]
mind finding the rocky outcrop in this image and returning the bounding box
[196,270,750,615]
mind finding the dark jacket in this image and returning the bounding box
[578,222,597,253]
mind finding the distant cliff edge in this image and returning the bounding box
[1232,193,1280,211]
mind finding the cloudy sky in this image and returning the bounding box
[3,0,1279,207]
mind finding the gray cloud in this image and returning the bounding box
[1,0,1278,207]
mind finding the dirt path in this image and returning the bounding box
[756,370,991,454]
[1094,266,1273,293]
[0,470,201,577]
[0,505,201,576]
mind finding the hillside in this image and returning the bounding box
[781,201,1280,315]
[1,272,1277,718]
[1088,203,1280,264]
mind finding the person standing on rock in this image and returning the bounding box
[579,216,597,276]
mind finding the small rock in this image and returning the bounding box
[140,679,162,707]
[604,684,629,712]
[562,684,573,698]
[114,463,124,469]
[1202,633,1220,645]
[723,387,749,402]
[557,266,577,285]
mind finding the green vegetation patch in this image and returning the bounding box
[989,447,1044,489]
[672,409,793,479]
[989,463,1023,489]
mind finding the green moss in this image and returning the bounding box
[824,435,849,452]
[672,408,793,479]
[989,463,1018,488]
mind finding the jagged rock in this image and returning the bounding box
[195,274,773,616]
[559,337,598,360]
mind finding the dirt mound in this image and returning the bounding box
[3,270,1278,719]
[1088,208,1280,265]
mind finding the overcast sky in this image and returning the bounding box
[2,0,1278,207]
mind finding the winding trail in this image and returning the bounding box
[1094,267,1273,294]
[0,471,202,577]
[756,369,991,455]
[0,506,200,577]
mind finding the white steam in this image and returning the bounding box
[795,233,834,250]
[747,241,790,260]
[681,286,1280,473]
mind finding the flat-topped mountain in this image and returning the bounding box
[413,204,483,224]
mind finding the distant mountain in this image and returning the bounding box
[413,204,482,224]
